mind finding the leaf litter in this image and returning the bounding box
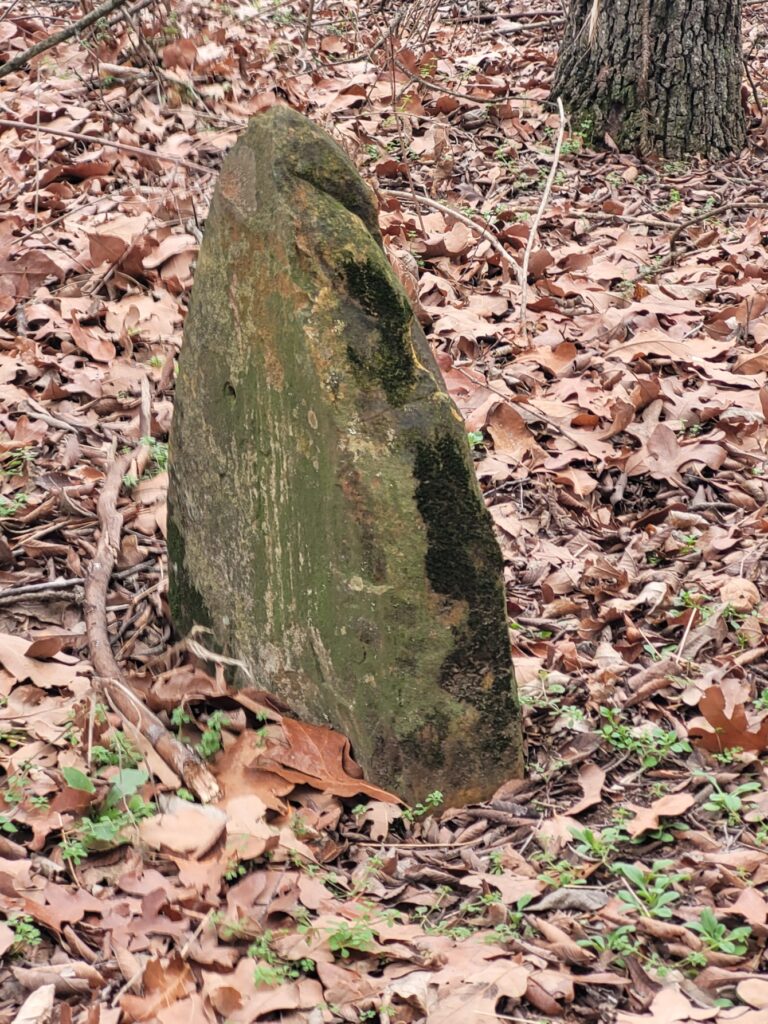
[1,0,768,1020]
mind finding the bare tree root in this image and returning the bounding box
[84,446,221,803]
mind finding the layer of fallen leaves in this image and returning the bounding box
[1,0,768,1022]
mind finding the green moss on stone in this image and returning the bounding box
[413,430,517,723]
[166,515,213,638]
[342,254,415,406]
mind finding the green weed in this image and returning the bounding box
[196,710,230,759]
[701,777,761,826]
[326,920,375,958]
[402,790,443,823]
[612,860,689,919]
[577,924,639,966]
[599,709,691,768]
[5,913,42,954]
[686,907,751,955]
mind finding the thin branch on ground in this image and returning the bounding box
[669,200,768,253]
[84,443,221,803]
[0,0,134,80]
[380,188,522,285]
[393,56,546,106]
[0,118,212,172]
[519,96,566,342]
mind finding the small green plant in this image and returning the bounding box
[5,914,42,954]
[612,860,689,919]
[271,7,296,25]
[59,837,89,864]
[488,850,504,875]
[632,822,689,845]
[0,493,28,517]
[569,825,626,862]
[667,188,682,206]
[401,790,443,823]
[484,894,534,940]
[674,589,711,615]
[1,448,36,476]
[196,710,230,759]
[701,777,761,825]
[463,891,503,917]
[578,924,639,966]
[712,747,744,766]
[0,814,18,834]
[599,709,691,768]
[678,950,709,974]
[639,255,665,281]
[662,159,689,174]
[467,430,485,450]
[224,857,247,881]
[171,706,192,731]
[677,532,699,555]
[158,9,181,38]
[533,853,586,888]
[3,765,31,805]
[520,676,571,715]
[686,907,751,955]
[326,920,375,958]
[141,436,168,475]
[91,730,142,769]
[722,603,748,632]
[59,769,155,865]
[248,930,315,985]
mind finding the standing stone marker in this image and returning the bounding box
[168,105,522,804]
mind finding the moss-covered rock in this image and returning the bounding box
[168,105,522,804]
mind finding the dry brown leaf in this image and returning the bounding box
[121,955,195,1022]
[625,792,696,838]
[738,979,768,1009]
[719,577,760,612]
[526,969,574,1014]
[689,680,768,753]
[487,401,546,465]
[10,985,55,1024]
[566,763,605,815]
[257,717,400,802]
[139,799,227,857]
[533,918,595,965]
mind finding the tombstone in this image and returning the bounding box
[167,105,522,805]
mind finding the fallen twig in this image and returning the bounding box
[84,444,221,803]
[380,188,522,285]
[393,56,545,106]
[0,0,132,80]
[668,200,768,254]
[519,96,565,342]
[0,118,211,173]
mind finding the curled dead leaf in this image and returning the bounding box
[719,577,760,613]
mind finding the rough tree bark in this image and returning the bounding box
[551,0,745,159]
[168,106,523,805]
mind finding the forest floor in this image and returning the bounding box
[2,0,768,1021]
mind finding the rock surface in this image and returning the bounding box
[168,105,522,804]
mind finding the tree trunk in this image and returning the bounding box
[551,0,745,159]
[167,107,523,806]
